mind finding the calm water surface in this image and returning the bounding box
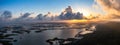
[13,29,81,45]
[0,22,95,45]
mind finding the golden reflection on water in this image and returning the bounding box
[65,23,82,37]
[70,29,80,37]
[67,19,88,23]
[66,23,77,28]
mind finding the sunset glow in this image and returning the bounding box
[80,10,91,17]
[75,8,91,18]
[67,19,88,23]
[1,0,120,45]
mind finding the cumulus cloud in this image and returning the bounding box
[13,13,34,21]
[19,13,31,19]
[58,6,83,20]
[0,11,12,19]
[95,0,120,19]
[35,14,43,20]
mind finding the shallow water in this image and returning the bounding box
[0,22,95,45]
[13,29,81,45]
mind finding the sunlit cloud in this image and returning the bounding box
[94,0,120,19]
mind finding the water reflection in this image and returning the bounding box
[0,22,96,45]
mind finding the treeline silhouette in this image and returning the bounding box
[72,21,120,45]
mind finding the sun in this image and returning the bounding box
[81,10,90,17]
[75,8,91,17]
[80,10,91,17]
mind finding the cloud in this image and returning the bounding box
[13,13,33,21]
[0,11,12,19]
[35,14,43,20]
[95,0,120,19]
[58,6,83,20]
[19,13,31,19]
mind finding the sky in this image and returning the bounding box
[0,0,104,18]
